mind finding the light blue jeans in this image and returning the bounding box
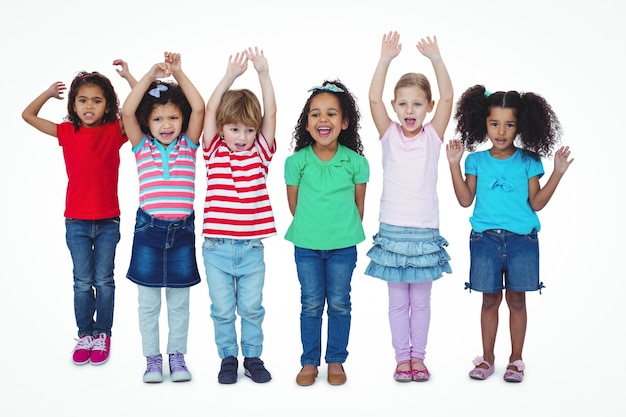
[65,217,120,337]
[202,238,266,359]
[137,285,190,357]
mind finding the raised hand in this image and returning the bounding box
[381,31,402,60]
[164,51,182,73]
[446,139,465,164]
[246,47,268,74]
[553,145,574,175]
[226,51,248,78]
[416,36,441,59]
[47,81,66,100]
[113,59,132,79]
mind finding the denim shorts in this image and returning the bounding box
[468,229,541,293]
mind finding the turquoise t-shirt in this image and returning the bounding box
[284,145,370,250]
[465,148,544,234]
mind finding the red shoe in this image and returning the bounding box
[72,335,93,365]
[90,333,110,365]
[393,360,412,382]
[411,358,430,382]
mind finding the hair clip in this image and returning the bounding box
[149,84,168,98]
[308,83,344,93]
[483,90,492,97]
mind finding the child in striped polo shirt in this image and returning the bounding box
[201,47,276,384]
[122,51,204,383]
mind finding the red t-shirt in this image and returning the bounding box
[57,121,128,219]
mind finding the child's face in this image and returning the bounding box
[73,85,107,128]
[220,123,257,152]
[391,86,433,137]
[305,93,348,148]
[486,107,518,157]
[148,103,183,146]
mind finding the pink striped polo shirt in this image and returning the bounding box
[134,135,198,219]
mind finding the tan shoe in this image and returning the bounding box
[296,365,318,386]
[327,363,346,385]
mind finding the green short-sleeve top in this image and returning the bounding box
[284,144,370,250]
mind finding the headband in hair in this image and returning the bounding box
[308,83,344,93]
[484,90,492,97]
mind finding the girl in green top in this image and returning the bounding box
[284,80,369,387]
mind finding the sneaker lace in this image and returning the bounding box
[146,355,163,373]
[91,335,108,352]
[73,336,93,351]
[169,351,187,371]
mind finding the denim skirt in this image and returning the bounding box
[365,222,451,283]
[127,208,201,288]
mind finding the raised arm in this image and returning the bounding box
[166,52,204,145]
[369,31,401,137]
[417,36,453,139]
[121,62,171,147]
[22,81,67,138]
[203,52,248,148]
[528,146,574,211]
[113,59,138,89]
[446,139,476,207]
[247,47,276,149]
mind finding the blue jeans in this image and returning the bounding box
[294,246,357,366]
[202,238,266,359]
[65,218,120,337]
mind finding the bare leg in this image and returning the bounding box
[478,292,503,367]
[505,290,527,367]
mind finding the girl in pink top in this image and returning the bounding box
[365,31,453,382]
[122,52,204,384]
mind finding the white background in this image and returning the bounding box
[2,1,623,415]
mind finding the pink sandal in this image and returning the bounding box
[468,356,494,380]
[503,360,525,383]
[410,358,430,382]
[393,360,412,382]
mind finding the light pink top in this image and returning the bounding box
[378,121,442,229]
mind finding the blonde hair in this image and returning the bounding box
[394,73,432,102]
[216,89,262,132]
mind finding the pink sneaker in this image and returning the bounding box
[72,335,93,365]
[90,333,111,365]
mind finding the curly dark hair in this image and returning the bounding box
[135,80,191,136]
[454,84,562,159]
[66,71,120,131]
[291,79,364,155]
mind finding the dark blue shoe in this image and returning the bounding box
[218,356,238,384]
[244,357,272,383]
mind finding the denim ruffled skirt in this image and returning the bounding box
[364,223,452,283]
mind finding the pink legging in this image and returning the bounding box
[388,281,432,362]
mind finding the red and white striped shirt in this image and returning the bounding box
[202,133,276,239]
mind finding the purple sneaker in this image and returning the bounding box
[144,354,164,383]
[169,351,191,382]
[72,335,93,365]
[90,333,110,365]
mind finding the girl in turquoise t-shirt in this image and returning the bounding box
[285,80,369,387]
[446,85,573,383]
